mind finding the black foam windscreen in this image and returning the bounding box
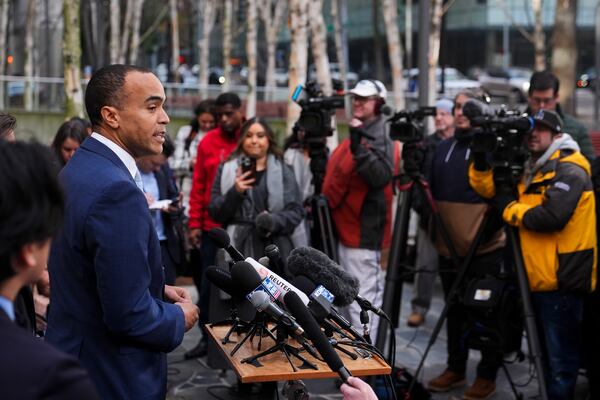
[207,227,231,248]
[292,275,317,297]
[287,246,359,307]
[283,291,345,373]
[205,266,245,298]
[230,261,262,295]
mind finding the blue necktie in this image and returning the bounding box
[134,170,144,192]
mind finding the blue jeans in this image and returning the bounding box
[531,291,583,400]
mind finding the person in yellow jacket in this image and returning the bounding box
[469,109,597,400]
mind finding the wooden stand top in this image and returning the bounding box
[206,324,391,383]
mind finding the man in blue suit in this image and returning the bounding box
[0,141,100,400]
[46,65,199,400]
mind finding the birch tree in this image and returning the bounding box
[169,0,180,81]
[246,0,257,117]
[308,0,332,95]
[109,0,120,64]
[117,0,134,64]
[551,0,577,113]
[330,0,346,86]
[222,0,233,92]
[257,0,286,100]
[381,0,405,109]
[427,0,443,106]
[0,0,9,109]
[197,0,219,98]
[63,0,84,118]
[128,0,144,64]
[24,0,36,111]
[287,0,309,134]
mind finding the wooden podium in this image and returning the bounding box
[206,324,391,383]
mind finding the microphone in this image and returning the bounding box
[287,246,387,317]
[292,275,366,342]
[205,266,245,299]
[249,291,304,336]
[284,291,352,383]
[462,98,493,121]
[264,244,286,278]
[207,228,244,261]
[209,228,310,305]
[230,261,281,301]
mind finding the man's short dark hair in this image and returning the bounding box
[215,92,242,109]
[0,113,16,140]
[529,70,560,95]
[85,64,154,127]
[0,141,64,282]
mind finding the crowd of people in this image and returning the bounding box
[0,64,598,400]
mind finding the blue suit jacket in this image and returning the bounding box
[46,137,185,400]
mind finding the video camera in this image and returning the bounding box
[388,106,437,143]
[291,80,345,139]
[464,100,534,185]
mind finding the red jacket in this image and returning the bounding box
[188,126,240,231]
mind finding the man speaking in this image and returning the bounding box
[46,65,199,399]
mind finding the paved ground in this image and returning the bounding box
[165,276,591,400]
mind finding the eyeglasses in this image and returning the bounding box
[352,96,376,103]
[530,96,556,106]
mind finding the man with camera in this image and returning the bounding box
[469,109,597,399]
[426,90,506,400]
[323,79,394,341]
[526,70,594,161]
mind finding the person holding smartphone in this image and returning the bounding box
[208,117,304,261]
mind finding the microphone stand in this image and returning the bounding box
[230,312,276,356]
[241,323,318,371]
[210,300,250,345]
[322,322,358,361]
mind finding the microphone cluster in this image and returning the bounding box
[205,228,390,382]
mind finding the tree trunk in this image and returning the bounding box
[428,0,443,105]
[24,0,36,111]
[198,0,218,98]
[63,0,84,118]
[118,0,134,64]
[109,0,120,64]
[533,0,546,71]
[287,0,308,134]
[405,0,413,70]
[551,0,577,113]
[372,0,384,80]
[381,0,405,109]
[258,0,286,100]
[129,0,144,65]
[0,0,9,109]
[169,0,180,82]
[330,0,346,85]
[308,0,332,95]
[246,0,257,118]
[222,0,233,92]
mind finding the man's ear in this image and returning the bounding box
[100,105,120,129]
[13,244,36,274]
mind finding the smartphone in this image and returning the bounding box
[240,156,257,181]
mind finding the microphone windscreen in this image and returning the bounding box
[205,266,244,298]
[287,246,359,307]
[380,104,393,116]
[462,99,493,120]
[207,228,231,249]
[284,291,344,372]
[231,261,262,295]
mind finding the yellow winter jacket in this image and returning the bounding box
[469,149,597,293]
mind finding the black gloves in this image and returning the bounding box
[255,211,276,238]
[472,151,489,171]
[349,127,363,153]
[492,183,516,213]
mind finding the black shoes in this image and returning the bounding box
[184,339,208,359]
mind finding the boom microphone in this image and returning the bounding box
[249,291,304,336]
[207,228,244,261]
[288,246,387,317]
[284,291,352,382]
[287,246,359,307]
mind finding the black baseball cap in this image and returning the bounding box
[532,109,563,134]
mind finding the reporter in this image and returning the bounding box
[340,377,378,400]
[208,117,304,260]
[469,109,596,399]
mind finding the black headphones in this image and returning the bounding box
[367,79,386,115]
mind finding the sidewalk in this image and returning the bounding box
[166,279,591,399]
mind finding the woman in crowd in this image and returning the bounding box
[171,99,217,212]
[50,118,89,167]
[209,117,304,260]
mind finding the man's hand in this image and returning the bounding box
[188,228,202,249]
[176,302,199,332]
[164,285,192,303]
[492,183,517,212]
[339,377,378,400]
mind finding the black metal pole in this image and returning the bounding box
[506,227,549,400]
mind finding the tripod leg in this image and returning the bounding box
[333,343,359,360]
[284,344,318,370]
[230,324,258,356]
[501,363,523,400]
